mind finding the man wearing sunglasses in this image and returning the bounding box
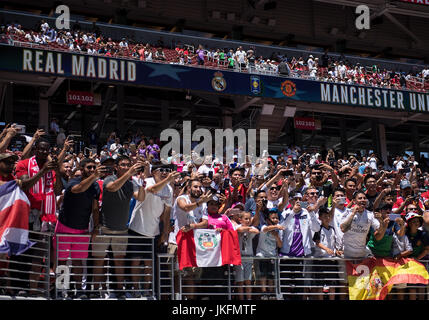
[92,155,147,298]
[127,164,180,298]
[54,158,106,299]
[279,191,322,299]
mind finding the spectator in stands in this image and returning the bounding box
[128,164,178,298]
[196,44,205,66]
[144,44,153,62]
[235,46,247,71]
[119,37,128,48]
[279,192,323,299]
[256,208,284,300]
[154,47,166,61]
[367,202,405,258]
[54,158,104,299]
[235,211,259,300]
[92,156,146,299]
[340,190,381,259]
[313,206,341,300]
[172,178,212,299]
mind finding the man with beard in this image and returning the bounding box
[340,190,382,260]
[172,179,212,299]
[54,158,105,299]
[127,164,180,298]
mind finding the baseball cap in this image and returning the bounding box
[405,212,423,224]
[0,153,18,161]
[400,180,412,190]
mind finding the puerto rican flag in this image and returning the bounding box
[176,229,241,270]
[0,181,35,256]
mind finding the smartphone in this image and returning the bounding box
[208,171,213,179]
[389,213,401,221]
[292,159,298,165]
[222,178,230,190]
[338,197,346,205]
[300,201,309,209]
[282,170,294,177]
[14,124,25,133]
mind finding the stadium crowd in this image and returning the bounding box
[0,121,429,300]
[2,20,429,92]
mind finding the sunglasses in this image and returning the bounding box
[308,192,319,196]
[86,165,96,170]
[270,187,280,191]
[156,168,171,173]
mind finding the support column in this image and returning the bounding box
[378,123,388,167]
[117,85,124,136]
[5,83,13,124]
[372,120,381,157]
[39,96,49,131]
[411,125,420,161]
[161,100,170,132]
[340,118,348,157]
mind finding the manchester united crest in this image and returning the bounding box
[211,72,227,92]
[280,80,297,97]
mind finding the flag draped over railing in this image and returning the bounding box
[346,257,429,300]
[0,181,35,256]
[176,229,241,270]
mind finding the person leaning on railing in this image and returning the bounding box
[53,158,106,299]
[91,155,147,299]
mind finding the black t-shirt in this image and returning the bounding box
[59,177,100,230]
[101,175,135,231]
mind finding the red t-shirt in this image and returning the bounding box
[15,158,56,210]
[225,184,247,203]
[393,195,424,216]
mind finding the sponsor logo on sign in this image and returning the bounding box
[198,232,218,251]
[212,72,227,92]
[281,80,297,97]
[250,76,261,94]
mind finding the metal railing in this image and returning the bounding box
[0,230,51,299]
[54,233,155,299]
[162,255,429,300]
[2,233,429,300]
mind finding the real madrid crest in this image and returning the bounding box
[212,72,227,92]
[280,80,297,97]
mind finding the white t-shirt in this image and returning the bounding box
[330,206,348,249]
[235,50,246,64]
[393,160,404,170]
[368,157,377,170]
[313,225,337,258]
[341,209,380,259]
[128,177,173,237]
[170,194,208,245]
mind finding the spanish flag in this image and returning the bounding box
[346,257,429,300]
